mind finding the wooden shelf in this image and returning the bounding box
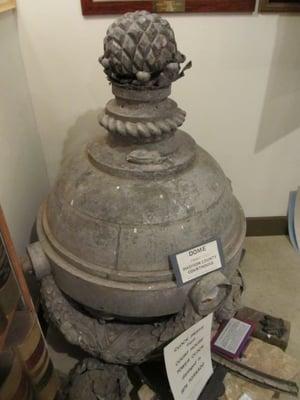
[0,0,16,14]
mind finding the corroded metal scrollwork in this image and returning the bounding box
[41,271,243,365]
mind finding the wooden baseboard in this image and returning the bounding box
[246,216,288,237]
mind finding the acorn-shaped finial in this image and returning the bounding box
[99,11,188,88]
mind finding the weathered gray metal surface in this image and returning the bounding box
[36,125,245,318]
[66,359,130,400]
[40,270,243,364]
[99,11,187,88]
[35,10,246,321]
[27,241,51,280]
[99,86,186,141]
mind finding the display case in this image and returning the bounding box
[0,207,60,400]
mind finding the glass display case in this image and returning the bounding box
[0,206,60,400]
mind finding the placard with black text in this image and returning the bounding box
[169,239,224,286]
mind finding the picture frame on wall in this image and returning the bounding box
[0,0,15,14]
[81,0,256,15]
[259,0,300,12]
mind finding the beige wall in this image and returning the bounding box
[0,10,48,254]
[17,0,300,217]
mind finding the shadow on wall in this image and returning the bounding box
[255,16,300,152]
[62,108,105,162]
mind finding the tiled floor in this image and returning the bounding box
[242,236,300,399]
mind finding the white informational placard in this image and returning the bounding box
[169,239,224,286]
[164,313,213,400]
[213,318,252,356]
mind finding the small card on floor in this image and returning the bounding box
[212,317,255,359]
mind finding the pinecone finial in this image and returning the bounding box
[99,11,190,88]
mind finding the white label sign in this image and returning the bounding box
[214,318,252,355]
[169,239,224,285]
[164,313,213,400]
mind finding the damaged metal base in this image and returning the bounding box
[65,358,130,400]
[41,270,243,365]
[41,269,244,399]
[49,305,300,399]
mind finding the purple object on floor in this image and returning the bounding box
[211,317,255,359]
